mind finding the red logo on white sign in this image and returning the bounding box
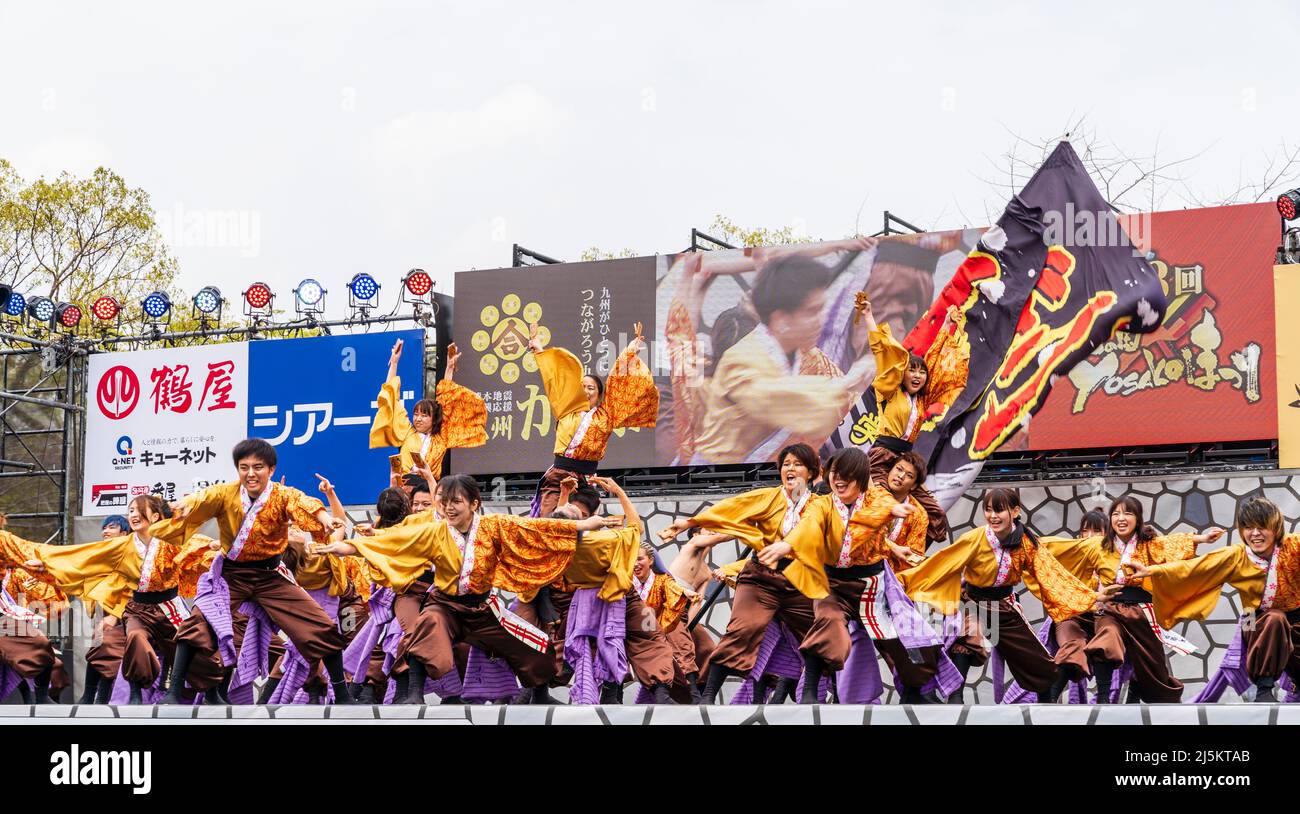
[97,366,140,419]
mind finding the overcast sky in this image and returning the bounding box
[2,1,1296,319]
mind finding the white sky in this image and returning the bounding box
[2,1,1296,320]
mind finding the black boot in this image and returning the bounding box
[33,667,51,705]
[532,686,555,705]
[321,653,354,705]
[700,664,732,705]
[800,655,825,705]
[512,685,536,705]
[947,652,973,704]
[204,687,224,705]
[1045,671,1071,704]
[402,657,427,704]
[685,671,703,704]
[651,682,674,704]
[1092,660,1114,704]
[257,677,282,705]
[162,643,195,704]
[770,676,798,704]
[128,682,144,705]
[599,681,623,705]
[17,682,32,704]
[329,681,354,705]
[440,694,465,705]
[1126,684,1143,704]
[348,681,366,701]
[1253,678,1278,703]
[356,684,377,704]
[95,677,115,705]
[392,673,409,703]
[79,669,101,704]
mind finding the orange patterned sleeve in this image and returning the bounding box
[601,347,658,430]
[1022,543,1099,622]
[847,487,900,558]
[280,487,330,544]
[649,573,691,631]
[1149,533,1197,564]
[435,379,488,450]
[921,323,970,421]
[478,514,580,594]
[174,535,217,598]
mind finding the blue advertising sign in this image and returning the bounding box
[246,328,425,506]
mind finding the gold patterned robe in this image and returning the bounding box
[33,533,215,618]
[369,376,488,474]
[1143,535,1300,629]
[344,513,580,596]
[898,526,1098,622]
[535,346,658,462]
[148,481,330,562]
[782,491,899,600]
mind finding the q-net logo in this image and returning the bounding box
[96,365,140,420]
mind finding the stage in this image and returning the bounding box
[1,703,1292,725]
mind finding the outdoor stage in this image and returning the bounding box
[0,703,1292,726]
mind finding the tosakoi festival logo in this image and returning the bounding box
[471,294,548,385]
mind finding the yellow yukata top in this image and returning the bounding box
[516,524,640,604]
[868,322,970,442]
[535,346,658,461]
[369,376,488,474]
[642,572,691,631]
[782,490,898,600]
[0,530,41,570]
[285,535,352,596]
[1144,535,1300,629]
[33,533,215,619]
[692,328,854,465]
[1042,533,1198,592]
[689,486,795,553]
[148,481,328,562]
[898,526,1098,622]
[346,512,580,596]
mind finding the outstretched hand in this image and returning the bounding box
[315,473,334,495]
[528,323,544,355]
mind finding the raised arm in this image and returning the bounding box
[600,326,658,430]
[370,339,415,449]
[590,476,640,533]
[921,305,971,418]
[532,338,589,421]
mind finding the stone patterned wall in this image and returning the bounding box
[489,469,1300,702]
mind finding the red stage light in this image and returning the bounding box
[404,270,433,297]
[1278,190,1300,221]
[245,282,273,309]
[56,303,82,328]
[92,296,119,321]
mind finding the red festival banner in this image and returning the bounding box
[1020,202,1277,450]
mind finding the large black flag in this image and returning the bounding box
[912,141,1168,508]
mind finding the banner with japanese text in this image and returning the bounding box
[82,329,424,514]
[450,258,658,475]
[1276,264,1300,469]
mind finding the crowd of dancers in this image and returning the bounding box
[0,268,1296,707]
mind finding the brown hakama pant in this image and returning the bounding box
[709,560,815,676]
[951,588,1057,695]
[1241,608,1300,685]
[1085,601,1182,703]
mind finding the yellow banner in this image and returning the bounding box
[1277,264,1300,469]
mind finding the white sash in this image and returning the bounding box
[902,393,920,441]
[447,514,481,595]
[1112,536,1138,586]
[633,573,653,602]
[781,489,812,537]
[418,432,433,466]
[563,410,597,457]
[230,482,275,561]
[985,525,1015,587]
[752,323,802,375]
[486,592,549,652]
[1245,546,1281,610]
[135,533,163,593]
[858,574,897,641]
[832,493,866,568]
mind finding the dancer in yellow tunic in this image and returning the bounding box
[854,297,969,544]
[1036,495,1222,703]
[313,474,618,700]
[29,495,219,703]
[0,517,67,704]
[898,487,1111,703]
[370,338,488,478]
[527,322,658,517]
[1131,497,1300,702]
